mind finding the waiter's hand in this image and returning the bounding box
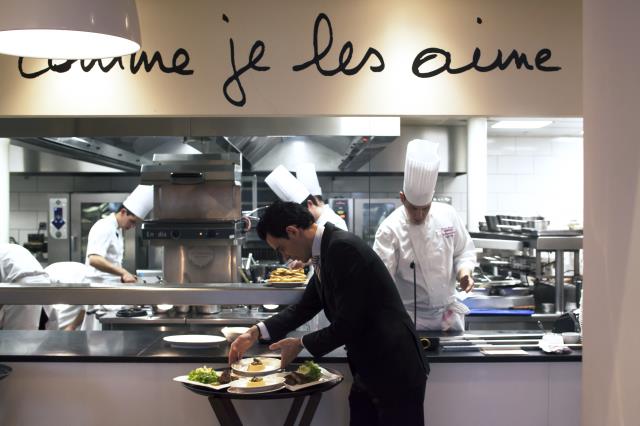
[287,260,306,270]
[228,326,259,365]
[269,337,303,368]
[459,274,474,292]
[121,272,137,283]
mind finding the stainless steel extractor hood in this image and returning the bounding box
[4,116,468,174]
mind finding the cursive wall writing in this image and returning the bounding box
[15,13,562,108]
[18,49,193,79]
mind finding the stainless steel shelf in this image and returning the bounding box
[0,283,304,305]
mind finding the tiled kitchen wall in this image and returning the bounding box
[8,135,582,244]
[9,175,139,244]
[486,136,583,229]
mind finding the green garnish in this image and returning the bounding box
[187,366,219,384]
[296,360,322,381]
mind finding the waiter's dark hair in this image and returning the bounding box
[257,201,314,240]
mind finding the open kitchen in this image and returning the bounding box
[1,0,627,425]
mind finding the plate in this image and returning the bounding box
[173,375,231,390]
[227,375,286,392]
[227,384,286,394]
[163,334,226,348]
[265,282,306,288]
[281,367,342,391]
[231,356,281,376]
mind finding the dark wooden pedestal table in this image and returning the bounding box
[0,364,11,381]
[182,371,343,426]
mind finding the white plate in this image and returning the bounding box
[163,334,226,348]
[231,357,281,376]
[173,375,231,390]
[227,384,286,394]
[221,327,250,342]
[281,367,342,391]
[227,375,286,392]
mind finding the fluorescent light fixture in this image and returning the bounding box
[491,120,553,129]
[0,0,141,60]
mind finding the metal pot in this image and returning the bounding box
[195,305,221,315]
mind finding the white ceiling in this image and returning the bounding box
[401,116,583,138]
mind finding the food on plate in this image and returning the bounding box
[187,366,219,384]
[284,361,322,385]
[267,267,306,283]
[247,376,265,387]
[248,357,265,372]
[218,369,237,384]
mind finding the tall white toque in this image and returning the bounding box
[296,162,322,196]
[402,139,440,206]
[123,185,154,219]
[265,165,311,204]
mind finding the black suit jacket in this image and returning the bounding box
[264,223,428,396]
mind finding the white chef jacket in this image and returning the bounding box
[85,213,124,281]
[83,213,126,331]
[0,243,49,330]
[373,202,476,330]
[317,205,348,231]
[44,262,92,330]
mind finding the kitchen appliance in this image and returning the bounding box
[47,192,140,272]
[328,198,353,230]
[353,198,402,246]
[140,153,245,315]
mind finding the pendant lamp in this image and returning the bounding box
[0,0,141,59]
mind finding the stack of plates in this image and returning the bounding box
[163,334,226,349]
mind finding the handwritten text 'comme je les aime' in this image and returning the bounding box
[17,13,561,107]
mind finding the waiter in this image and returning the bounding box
[373,139,476,331]
[0,243,49,330]
[85,184,153,283]
[265,165,347,231]
[296,162,348,230]
[230,201,427,425]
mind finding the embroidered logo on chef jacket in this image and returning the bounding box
[441,226,456,238]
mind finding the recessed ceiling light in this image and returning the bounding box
[491,120,553,129]
[0,0,141,60]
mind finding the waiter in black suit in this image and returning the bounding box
[229,201,428,426]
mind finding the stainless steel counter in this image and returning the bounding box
[0,283,304,305]
[98,308,277,330]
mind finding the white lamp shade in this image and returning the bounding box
[0,0,141,59]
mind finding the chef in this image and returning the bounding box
[266,165,347,231]
[373,139,476,331]
[0,243,49,330]
[81,184,153,330]
[85,184,153,283]
[295,162,348,231]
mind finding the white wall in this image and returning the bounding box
[583,1,640,425]
[486,136,583,229]
[9,175,139,245]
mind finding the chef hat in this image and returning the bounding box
[123,184,154,219]
[403,139,440,206]
[296,162,322,196]
[265,165,311,204]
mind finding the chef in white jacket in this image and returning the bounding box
[85,184,153,283]
[0,243,49,330]
[265,165,348,231]
[296,162,348,231]
[373,139,476,331]
[81,184,153,330]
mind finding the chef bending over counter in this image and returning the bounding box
[374,139,476,331]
